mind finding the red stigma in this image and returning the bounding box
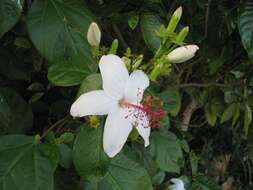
[121,95,165,128]
[141,96,165,127]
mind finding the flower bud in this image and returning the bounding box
[174,6,182,19]
[87,22,101,47]
[167,45,199,63]
[167,6,182,33]
[109,39,119,54]
[175,26,189,44]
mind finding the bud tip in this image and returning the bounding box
[174,6,182,18]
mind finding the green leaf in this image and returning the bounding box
[98,153,153,190]
[77,73,102,97]
[151,170,165,185]
[0,135,56,190]
[159,90,181,116]
[180,139,190,153]
[58,132,75,144]
[14,37,31,48]
[0,0,23,37]
[140,14,161,52]
[0,46,30,81]
[244,103,252,135]
[189,151,198,177]
[238,1,253,62]
[0,88,33,134]
[232,104,240,127]
[39,143,60,170]
[58,144,73,169]
[48,56,97,86]
[220,103,237,123]
[128,15,139,30]
[204,104,217,126]
[191,175,220,190]
[149,131,183,173]
[124,144,158,177]
[73,126,109,180]
[27,0,94,62]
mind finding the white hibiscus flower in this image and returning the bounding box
[70,54,152,157]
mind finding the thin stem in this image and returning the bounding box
[204,0,212,38]
[41,117,68,139]
[169,81,243,89]
[112,24,129,49]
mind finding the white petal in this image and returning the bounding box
[124,70,149,104]
[99,55,129,100]
[103,108,133,157]
[70,90,117,117]
[135,111,150,147]
[169,178,185,190]
[167,45,199,63]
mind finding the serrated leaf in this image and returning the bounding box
[238,1,253,62]
[149,131,183,173]
[73,126,109,180]
[0,88,33,134]
[0,0,23,37]
[140,14,161,52]
[244,103,252,135]
[48,56,97,86]
[27,0,94,62]
[98,153,153,190]
[0,135,56,190]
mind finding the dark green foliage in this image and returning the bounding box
[0,0,252,189]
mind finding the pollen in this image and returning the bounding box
[120,95,165,128]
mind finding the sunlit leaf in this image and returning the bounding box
[27,0,94,62]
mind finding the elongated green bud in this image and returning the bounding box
[109,39,119,54]
[167,6,182,33]
[175,26,189,44]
